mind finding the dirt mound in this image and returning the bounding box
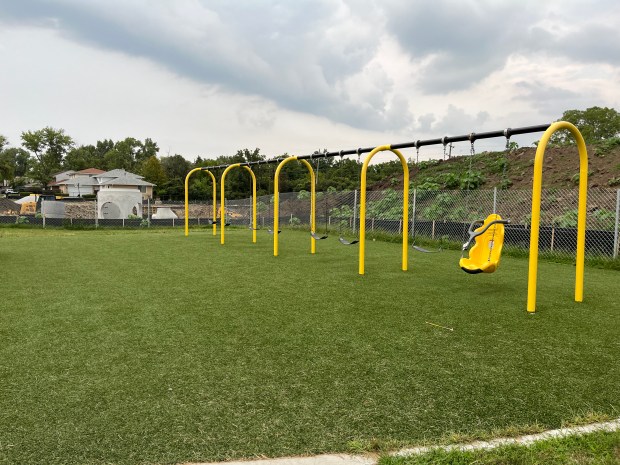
[372,145,620,191]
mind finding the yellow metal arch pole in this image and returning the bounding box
[205,169,217,236]
[359,145,409,275]
[527,121,588,313]
[298,159,317,254]
[184,167,217,237]
[241,165,257,243]
[273,157,317,256]
[220,164,239,245]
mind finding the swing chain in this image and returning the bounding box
[502,128,512,188]
[415,140,421,165]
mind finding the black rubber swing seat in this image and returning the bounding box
[210,219,230,226]
[310,232,328,240]
[339,236,359,245]
[267,229,281,234]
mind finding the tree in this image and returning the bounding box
[0,134,8,152]
[64,145,99,171]
[161,154,191,181]
[0,147,31,181]
[160,155,191,199]
[21,127,74,186]
[135,138,159,165]
[140,156,167,188]
[102,138,137,171]
[550,107,620,145]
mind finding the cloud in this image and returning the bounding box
[382,0,620,93]
[382,0,532,93]
[1,0,619,152]
[0,0,413,131]
[514,81,583,115]
[434,105,490,136]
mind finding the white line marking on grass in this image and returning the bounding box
[393,418,620,457]
[186,418,620,465]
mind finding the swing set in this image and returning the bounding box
[183,121,589,313]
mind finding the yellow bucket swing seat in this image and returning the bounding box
[459,214,510,274]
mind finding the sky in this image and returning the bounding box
[1,0,619,164]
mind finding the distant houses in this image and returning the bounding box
[47,168,156,219]
[49,168,155,200]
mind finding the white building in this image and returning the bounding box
[49,167,157,220]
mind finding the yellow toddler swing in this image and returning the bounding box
[459,214,510,274]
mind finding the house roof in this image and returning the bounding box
[100,175,155,186]
[95,169,143,179]
[52,169,75,177]
[76,168,105,175]
[56,175,100,186]
[0,198,20,212]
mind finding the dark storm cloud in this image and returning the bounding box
[0,0,409,130]
[383,0,529,93]
[1,0,618,132]
[514,81,595,118]
[383,0,620,93]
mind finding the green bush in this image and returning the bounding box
[459,170,485,189]
[593,136,620,157]
[416,179,441,190]
[554,209,578,228]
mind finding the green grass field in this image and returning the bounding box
[380,429,620,464]
[1,227,618,464]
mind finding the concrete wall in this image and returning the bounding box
[97,188,143,219]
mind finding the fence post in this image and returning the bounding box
[353,189,358,234]
[550,226,555,252]
[43,214,46,228]
[371,217,375,231]
[411,188,417,238]
[172,218,175,227]
[147,197,151,228]
[399,218,402,234]
[432,220,435,239]
[95,200,98,228]
[614,189,620,259]
[493,187,497,214]
[122,218,124,228]
[70,217,73,226]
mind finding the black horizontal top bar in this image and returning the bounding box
[201,123,551,170]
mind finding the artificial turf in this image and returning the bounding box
[380,429,620,464]
[0,227,618,464]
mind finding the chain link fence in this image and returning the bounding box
[2,188,619,260]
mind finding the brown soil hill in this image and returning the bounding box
[373,145,620,191]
